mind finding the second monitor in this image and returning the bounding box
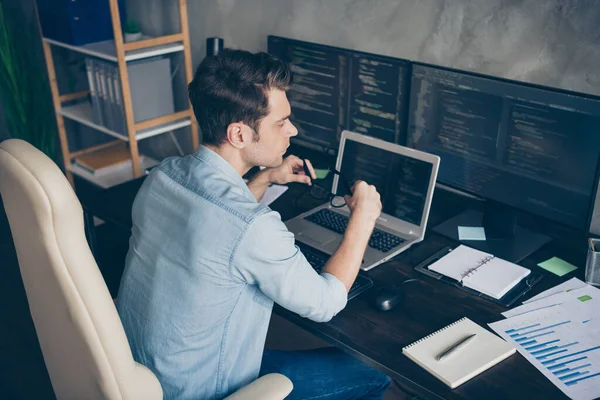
[406,63,600,261]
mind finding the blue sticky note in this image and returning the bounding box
[458,226,487,241]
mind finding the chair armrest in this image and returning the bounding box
[224,373,293,400]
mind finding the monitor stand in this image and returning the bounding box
[432,204,552,263]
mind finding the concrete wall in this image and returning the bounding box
[128,0,600,96]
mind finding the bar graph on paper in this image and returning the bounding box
[489,307,600,400]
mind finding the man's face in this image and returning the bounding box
[243,89,298,168]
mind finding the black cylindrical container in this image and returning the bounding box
[206,37,224,57]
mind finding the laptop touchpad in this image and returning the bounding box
[297,227,337,245]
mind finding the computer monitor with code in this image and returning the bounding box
[406,63,600,261]
[268,35,411,153]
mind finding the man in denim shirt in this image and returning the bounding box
[117,49,390,399]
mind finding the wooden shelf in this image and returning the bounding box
[44,37,184,62]
[58,102,191,141]
[41,0,199,186]
[69,156,159,188]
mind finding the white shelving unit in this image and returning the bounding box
[58,102,192,141]
[44,37,185,62]
[40,0,199,188]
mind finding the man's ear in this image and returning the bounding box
[226,122,247,149]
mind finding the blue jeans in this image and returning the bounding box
[259,348,391,400]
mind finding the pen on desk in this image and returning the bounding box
[435,333,477,361]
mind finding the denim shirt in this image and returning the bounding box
[116,146,347,400]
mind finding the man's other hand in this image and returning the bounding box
[267,155,316,185]
[344,181,382,223]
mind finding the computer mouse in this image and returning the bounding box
[372,284,405,311]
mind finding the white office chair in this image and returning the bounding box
[0,139,293,400]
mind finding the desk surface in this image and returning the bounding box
[82,158,589,400]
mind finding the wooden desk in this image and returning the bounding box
[82,165,588,400]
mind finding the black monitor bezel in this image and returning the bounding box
[406,61,600,232]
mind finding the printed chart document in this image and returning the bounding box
[503,285,600,319]
[490,305,600,400]
[523,277,588,304]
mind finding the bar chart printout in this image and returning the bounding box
[489,307,600,400]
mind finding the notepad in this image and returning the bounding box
[402,317,516,388]
[427,245,531,299]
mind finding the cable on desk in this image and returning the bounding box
[400,278,421,285]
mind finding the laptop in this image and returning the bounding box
[286,130,440,271]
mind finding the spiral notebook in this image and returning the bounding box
[427,245,531,299]
[402,317,516,388]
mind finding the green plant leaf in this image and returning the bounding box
[0,1,57,162]
[124,19,140,34]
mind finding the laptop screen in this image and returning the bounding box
[339,140,434,226]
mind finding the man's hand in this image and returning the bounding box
[267,155,316,185]
[323,181,381,292]
[344,181,382,223]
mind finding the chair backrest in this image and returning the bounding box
[0,139,161,400]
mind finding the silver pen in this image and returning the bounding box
[436,333,477,361]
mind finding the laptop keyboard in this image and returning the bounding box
[304,209,406,253]
[298,243,373,301]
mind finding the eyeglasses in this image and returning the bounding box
[308,167,352,208]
